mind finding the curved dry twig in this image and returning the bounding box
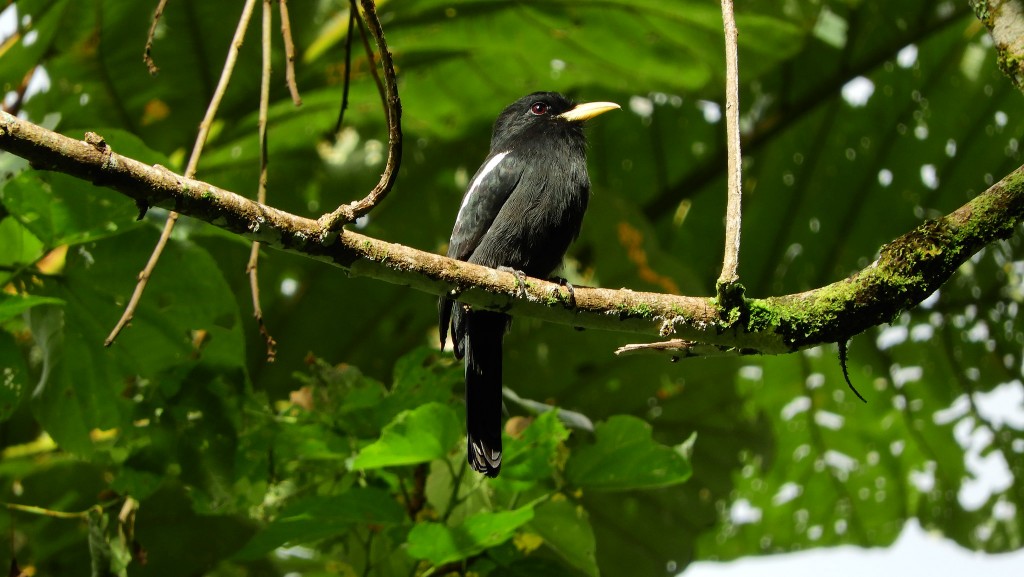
[331,1,358,135]
[278,0,303,105]
[246,0,278,362]
[614,340,744,359]
[143,0,171,76]
[317,0,403,233]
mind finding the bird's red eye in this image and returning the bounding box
[530,102,549,115]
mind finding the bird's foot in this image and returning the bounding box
[549,276,576,308]
[498,266,529,298]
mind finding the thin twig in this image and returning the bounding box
[143,0,171,76]
[106,0,260,347]
[614,339,751,360]
[353,1,387,108]
[247,0,278,362]
[1,66,35,115]
[717,0,743,288]
[440,459,467,523]
[4,500,117,520]
[116,496,140,558]
[105,212,179,347]
[838,339,866,402]
[332,0,358,135]
[278,0,302,105]
[318,0,402,233]
[360,529,376,577]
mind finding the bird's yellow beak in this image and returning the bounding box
[558,101,620,122]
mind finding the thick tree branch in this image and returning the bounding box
[1,111,1022,356]
[972,0,1024,91]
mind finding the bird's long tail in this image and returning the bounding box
[464,310,509,477]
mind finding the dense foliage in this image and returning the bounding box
[1,1,1022,576]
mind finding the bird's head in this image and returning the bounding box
[490,92,619,151]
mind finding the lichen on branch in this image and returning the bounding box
[1,110,1022,357]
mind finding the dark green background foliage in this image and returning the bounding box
[1,1,1022,575]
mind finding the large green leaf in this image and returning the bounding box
[493,410,571,485]
[24,303,126,455]
[0,331,30,421]
[0,1,74,89]
[526,497,599,577]
[0,129,166,248]
[566,415,693,491]
[0,294,64,323]
[349,402,462,470]
[26,225,245,455]
[406,506,535,566]
[0,215,45,286]
[235,487,407,559]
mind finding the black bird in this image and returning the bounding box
[439,92,619,477]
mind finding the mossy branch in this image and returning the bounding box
[971,0,1024,91]
[1,110,1022,356]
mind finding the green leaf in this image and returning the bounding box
[0,217,45,285]
[235,487,407,559]
[0,294,65,322]
[565,416,693,491]
[0,331,30,421]
[312,348,459,438]
[490,557,579,577]
[387,346,461,412]
[25,303,119,455]
[0,1,71,89]
[1,170,140,249]
[108,466,165,501]
[349,402,461,470]
[0,129,167,249]
[406,506,535,566]
[495,410,570,483]
[88,509,130,577]
[26,227,244,455]
[526,498,599,577]
[130,482,258,575]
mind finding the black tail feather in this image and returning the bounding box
[438,296,466,359]
[438,296,453,352]
[464,310,508,477]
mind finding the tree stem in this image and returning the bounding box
[717,0,743,288]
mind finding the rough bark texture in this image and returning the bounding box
[972,0,1024,90]
[2,111,1022,355]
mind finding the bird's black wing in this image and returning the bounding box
[439,150,522,354]
[447,151,521,262]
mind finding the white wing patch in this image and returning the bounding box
[458,151,510,217]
